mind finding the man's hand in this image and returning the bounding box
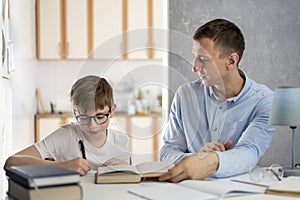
[159,152,219,183]
[202,140,232,152]
[101,157,127,166]
[56,157,91,176]
[159,140,232,183]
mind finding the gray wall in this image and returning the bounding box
[168,0,300,167]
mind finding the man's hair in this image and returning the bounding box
[193,18,245,63]
[70,75,114,113]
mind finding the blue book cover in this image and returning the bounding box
[6,165,80,188]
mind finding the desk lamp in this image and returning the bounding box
[269,86,300,177]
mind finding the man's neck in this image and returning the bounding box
[213,70,245,101]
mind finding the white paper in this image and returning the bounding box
[128,183,216,200]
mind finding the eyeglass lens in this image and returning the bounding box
[249,164,283,183]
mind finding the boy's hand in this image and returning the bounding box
[56,157,91,176]
[101,157,127,166]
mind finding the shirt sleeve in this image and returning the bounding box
[160,89,192,164]
[34,125,75,160]
[213,94,275,177]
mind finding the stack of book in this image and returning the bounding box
[6,165,82,200]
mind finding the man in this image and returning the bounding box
[159,19,275,182]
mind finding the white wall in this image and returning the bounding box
[9,0,37,152]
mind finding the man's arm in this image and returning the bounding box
[160,90,191,164]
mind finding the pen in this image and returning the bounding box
[79,140,86,159]
[231,179,269,188]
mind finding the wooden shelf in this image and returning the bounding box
[34,112,73,142]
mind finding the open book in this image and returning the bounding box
[95,161,173,184]
[128,179,266,200]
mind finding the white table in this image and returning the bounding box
[79,172,298,200]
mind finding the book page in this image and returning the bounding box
[97,164,139,175]
[135,161,173,174]
[179,179,265,197]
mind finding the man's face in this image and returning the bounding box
[192,38,226,87]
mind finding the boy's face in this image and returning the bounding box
[76,105,116,135]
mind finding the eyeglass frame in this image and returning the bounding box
[74,107,111,125]
[248,164,283,183]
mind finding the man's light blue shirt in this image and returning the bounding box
[160,70,275,177]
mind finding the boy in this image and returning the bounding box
[4,75,130,175]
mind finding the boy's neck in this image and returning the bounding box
[84,129,108,148]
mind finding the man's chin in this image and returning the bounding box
[200,77,210,86]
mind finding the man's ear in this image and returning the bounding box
[226,53,239,70]
[110,104,117,118]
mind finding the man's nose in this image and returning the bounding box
[192,59,203,72]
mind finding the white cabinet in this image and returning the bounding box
[34,113,75,142]
[66,0,88,59]
[152,0,164,59]
[93,0,123,59]
[127,0,148,59]
[36,0,163,60]
[37,0,88,59]
[37,0,61,59]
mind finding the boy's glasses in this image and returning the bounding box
[74,107,111,125]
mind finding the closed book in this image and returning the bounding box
[7,179,82,200]
[95,161,173,184]
[6,165,80,188]
[265,176,300,198]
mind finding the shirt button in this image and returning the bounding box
[213,128,218,132]
[219,106,223,109]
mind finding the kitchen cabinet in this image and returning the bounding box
[36,0,61,59]
[127,0,148,59]
[36,0,89,59]
[65,0,89,58]
[36,0,163,60]
[34,112,75,141]
[92,0,123,59]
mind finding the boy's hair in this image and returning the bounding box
[193,18,245,64]
[70,75,114,113]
